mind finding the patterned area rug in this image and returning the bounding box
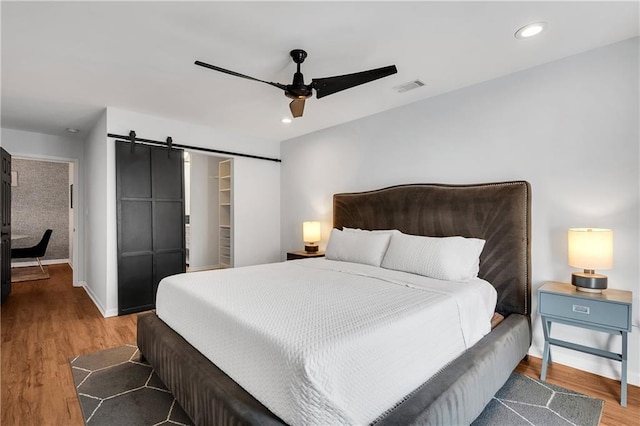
[70,346,604,426]
[69,345,193,425]
[471,373,604,426]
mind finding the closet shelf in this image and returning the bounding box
[219,159,233,268]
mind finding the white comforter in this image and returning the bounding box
[156,259,497,426]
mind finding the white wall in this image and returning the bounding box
[280,38,639,385]
[108,108,281,159]
[0,127,85,287]
[233,156,281,267]
[82,110,114,315]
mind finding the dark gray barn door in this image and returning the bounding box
[1,148,11,303]
[116,141,185,315]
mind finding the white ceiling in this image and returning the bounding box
[2,1,638,144]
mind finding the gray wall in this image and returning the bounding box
[11,158,70,261]
[280,37,639,385]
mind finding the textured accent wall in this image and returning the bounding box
[11,158,69,262]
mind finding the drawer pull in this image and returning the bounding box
[572,304,590,314]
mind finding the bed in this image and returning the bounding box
[137,181,532,425]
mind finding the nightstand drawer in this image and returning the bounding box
[539,292,630,331]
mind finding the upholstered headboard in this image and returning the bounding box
[333,181,531,317]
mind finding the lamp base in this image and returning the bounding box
[571,271,607,293]
[304,244,318,253]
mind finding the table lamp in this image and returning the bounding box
[303,221,321,253]
[568,228,613,293]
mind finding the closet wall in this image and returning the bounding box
[187,152,223,271]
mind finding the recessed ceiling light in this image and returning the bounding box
[393,80,425,93]
[281,118,292,124]
[66,127,80,133]
[515,22,547,39]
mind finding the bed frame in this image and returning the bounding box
[138,181,532,425]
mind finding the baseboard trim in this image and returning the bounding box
[11,258,70,268]
[187,264,221,272]
[80,282,105,315]
[104,307,119,317]
[80,282,118,318]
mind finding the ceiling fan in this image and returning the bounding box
[195,49,397,118]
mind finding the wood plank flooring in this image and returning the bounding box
[1,264,137,425]
[1,263,638,425]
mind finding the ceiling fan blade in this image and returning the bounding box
[312,65,398,99]
[194,60,286,90]
[289,99,305,118]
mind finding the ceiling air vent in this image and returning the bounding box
[393,80,425,93]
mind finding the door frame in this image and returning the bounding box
[183,150,229,272]
[10,153,81,287]
[1,147,11,303]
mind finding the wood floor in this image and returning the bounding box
[1,264,138,425]
[1,263,638,425]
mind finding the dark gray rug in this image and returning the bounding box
[70,346,603,426]
[69,344,193,425]
[471,373,604,426]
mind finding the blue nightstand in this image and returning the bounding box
[538,281,633,406]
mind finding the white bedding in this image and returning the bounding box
[156,258,497,426]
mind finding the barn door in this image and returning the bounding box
[116,141,185,315]
[1,148,11,303]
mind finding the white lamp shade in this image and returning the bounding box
[568,228,613,270]
[303,221,321,243]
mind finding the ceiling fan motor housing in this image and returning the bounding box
[286,73,313,99]
[290,49,308,64]
[286,49,313,99]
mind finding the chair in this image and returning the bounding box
[11,229,53,273]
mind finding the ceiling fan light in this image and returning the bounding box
[281,118,292,124]
[515,22,547,39]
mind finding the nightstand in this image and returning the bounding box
[538,281,632,406]
[286,251,325,261]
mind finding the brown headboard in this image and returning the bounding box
[333,181,531,317]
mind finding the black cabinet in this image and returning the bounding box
[116,142,185,315]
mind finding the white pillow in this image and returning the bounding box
[343,227,364,232]
[343,227,400,236]
[325,228,392,267]
[381,232,485,281]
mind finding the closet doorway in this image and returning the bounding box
[10,157,75,277]
[184,152,233,271]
